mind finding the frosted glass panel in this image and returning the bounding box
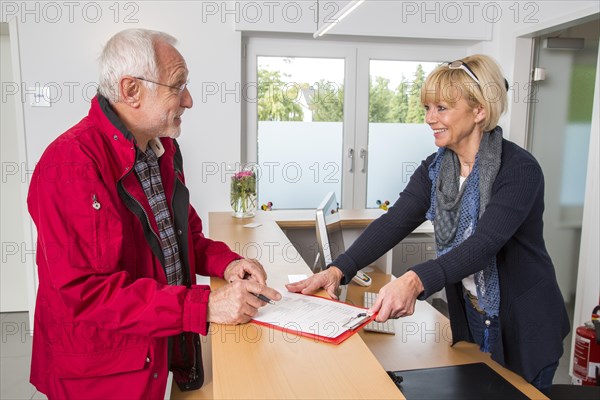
[257,56,345,209]
[366,123,436,207]
[258,121,342,209]
[366,60,440,208]
[561,122,591,206]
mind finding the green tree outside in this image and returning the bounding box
[369,76,395,123]
[257,63,428,123]
[310,80,344,122]
[388,76,409,123]
[257,69,304,121]
[405,64,426,123]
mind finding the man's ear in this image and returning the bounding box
[119,76,141,107]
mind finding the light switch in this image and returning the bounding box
[29,86,51,107]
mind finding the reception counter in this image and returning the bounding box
[171,210,546,399]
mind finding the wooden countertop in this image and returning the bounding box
[172,210,544,399]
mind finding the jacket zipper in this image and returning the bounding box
[171,173,192,288]
[180,334,198,383]
[189,336,197,382]
[171,173,198,383]
[119,171,161,246]
[123,161,198,382]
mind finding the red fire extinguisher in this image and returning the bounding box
[572,305,600,386]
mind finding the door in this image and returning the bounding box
[246,37,468,209]
[361,59,440,209]
[1,23,29,312]
[527,19,599,301]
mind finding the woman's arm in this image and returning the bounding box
[333,156,433,283]
[411,154,544,298]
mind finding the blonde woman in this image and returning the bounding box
[288,55,569,394]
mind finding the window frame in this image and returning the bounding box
[355,44,470,207]
[244,36,470,208]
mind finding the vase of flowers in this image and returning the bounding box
[230,168,257,218]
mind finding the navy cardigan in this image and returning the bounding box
[332,137,570,381]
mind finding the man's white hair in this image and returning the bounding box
[98,29,177,103]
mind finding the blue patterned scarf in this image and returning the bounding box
[426,127,503,318]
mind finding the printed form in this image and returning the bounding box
[252,290,370,339]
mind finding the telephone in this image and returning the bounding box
[352,270,372,287]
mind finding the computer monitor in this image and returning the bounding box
[315,192,343,268]
[315,192,349,301]
[315,192,373,290]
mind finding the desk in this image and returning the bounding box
[172,210,546,399]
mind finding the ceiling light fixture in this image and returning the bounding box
[313,0,366,38]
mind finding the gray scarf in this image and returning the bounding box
[427,126,503,317]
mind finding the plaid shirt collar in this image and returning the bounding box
[134,146,183,286]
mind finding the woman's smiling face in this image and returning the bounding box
[424,97,484,153]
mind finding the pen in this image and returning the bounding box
[254,293,276,305]
[344,312,369,328]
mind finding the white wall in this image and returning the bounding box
[1,29,28,312]
[2,1,242,228]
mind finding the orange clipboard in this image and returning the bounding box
[251,293,377,345]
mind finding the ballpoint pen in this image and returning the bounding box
[343,312,368,329]
[254,293,276,305]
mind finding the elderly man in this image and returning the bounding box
[27,29,280,399]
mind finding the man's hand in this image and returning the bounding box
[368,271,424,322]
[207,280,281,324]
[223,258,267,285]
[285,267,344,300]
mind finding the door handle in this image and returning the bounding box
[348,148,354,173]
[360,148,367,173]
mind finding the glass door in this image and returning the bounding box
[246,38,357,209]
[364,60,440,208]
[527,22,599,300]
[352,45,467,208]
[256,56,345,209]
[246,38,469,209]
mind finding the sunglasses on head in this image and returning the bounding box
[444,60,509,91]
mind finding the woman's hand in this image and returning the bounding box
[369,271,424,321]
[285,267,344,299]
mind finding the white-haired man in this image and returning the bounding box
[27,29,280,399]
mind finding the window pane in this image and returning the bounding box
[257,57,344,209]
[366,60,439,209]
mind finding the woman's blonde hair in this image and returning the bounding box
[420,54,507,132]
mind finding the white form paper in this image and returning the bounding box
[287,274,308,283]
[252,290,369,339]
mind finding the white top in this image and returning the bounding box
[459,175,477,296]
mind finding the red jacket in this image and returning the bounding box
[28,96,240,399]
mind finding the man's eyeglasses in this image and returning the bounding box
[135,77,189,94]
[444,60,480,86]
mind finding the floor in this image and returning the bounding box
[0,304,575,399]
[0,312,46,400]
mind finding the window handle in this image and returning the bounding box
[348,148,354,173]
[360,148,367,173]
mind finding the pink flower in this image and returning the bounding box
[233,170,254,180]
